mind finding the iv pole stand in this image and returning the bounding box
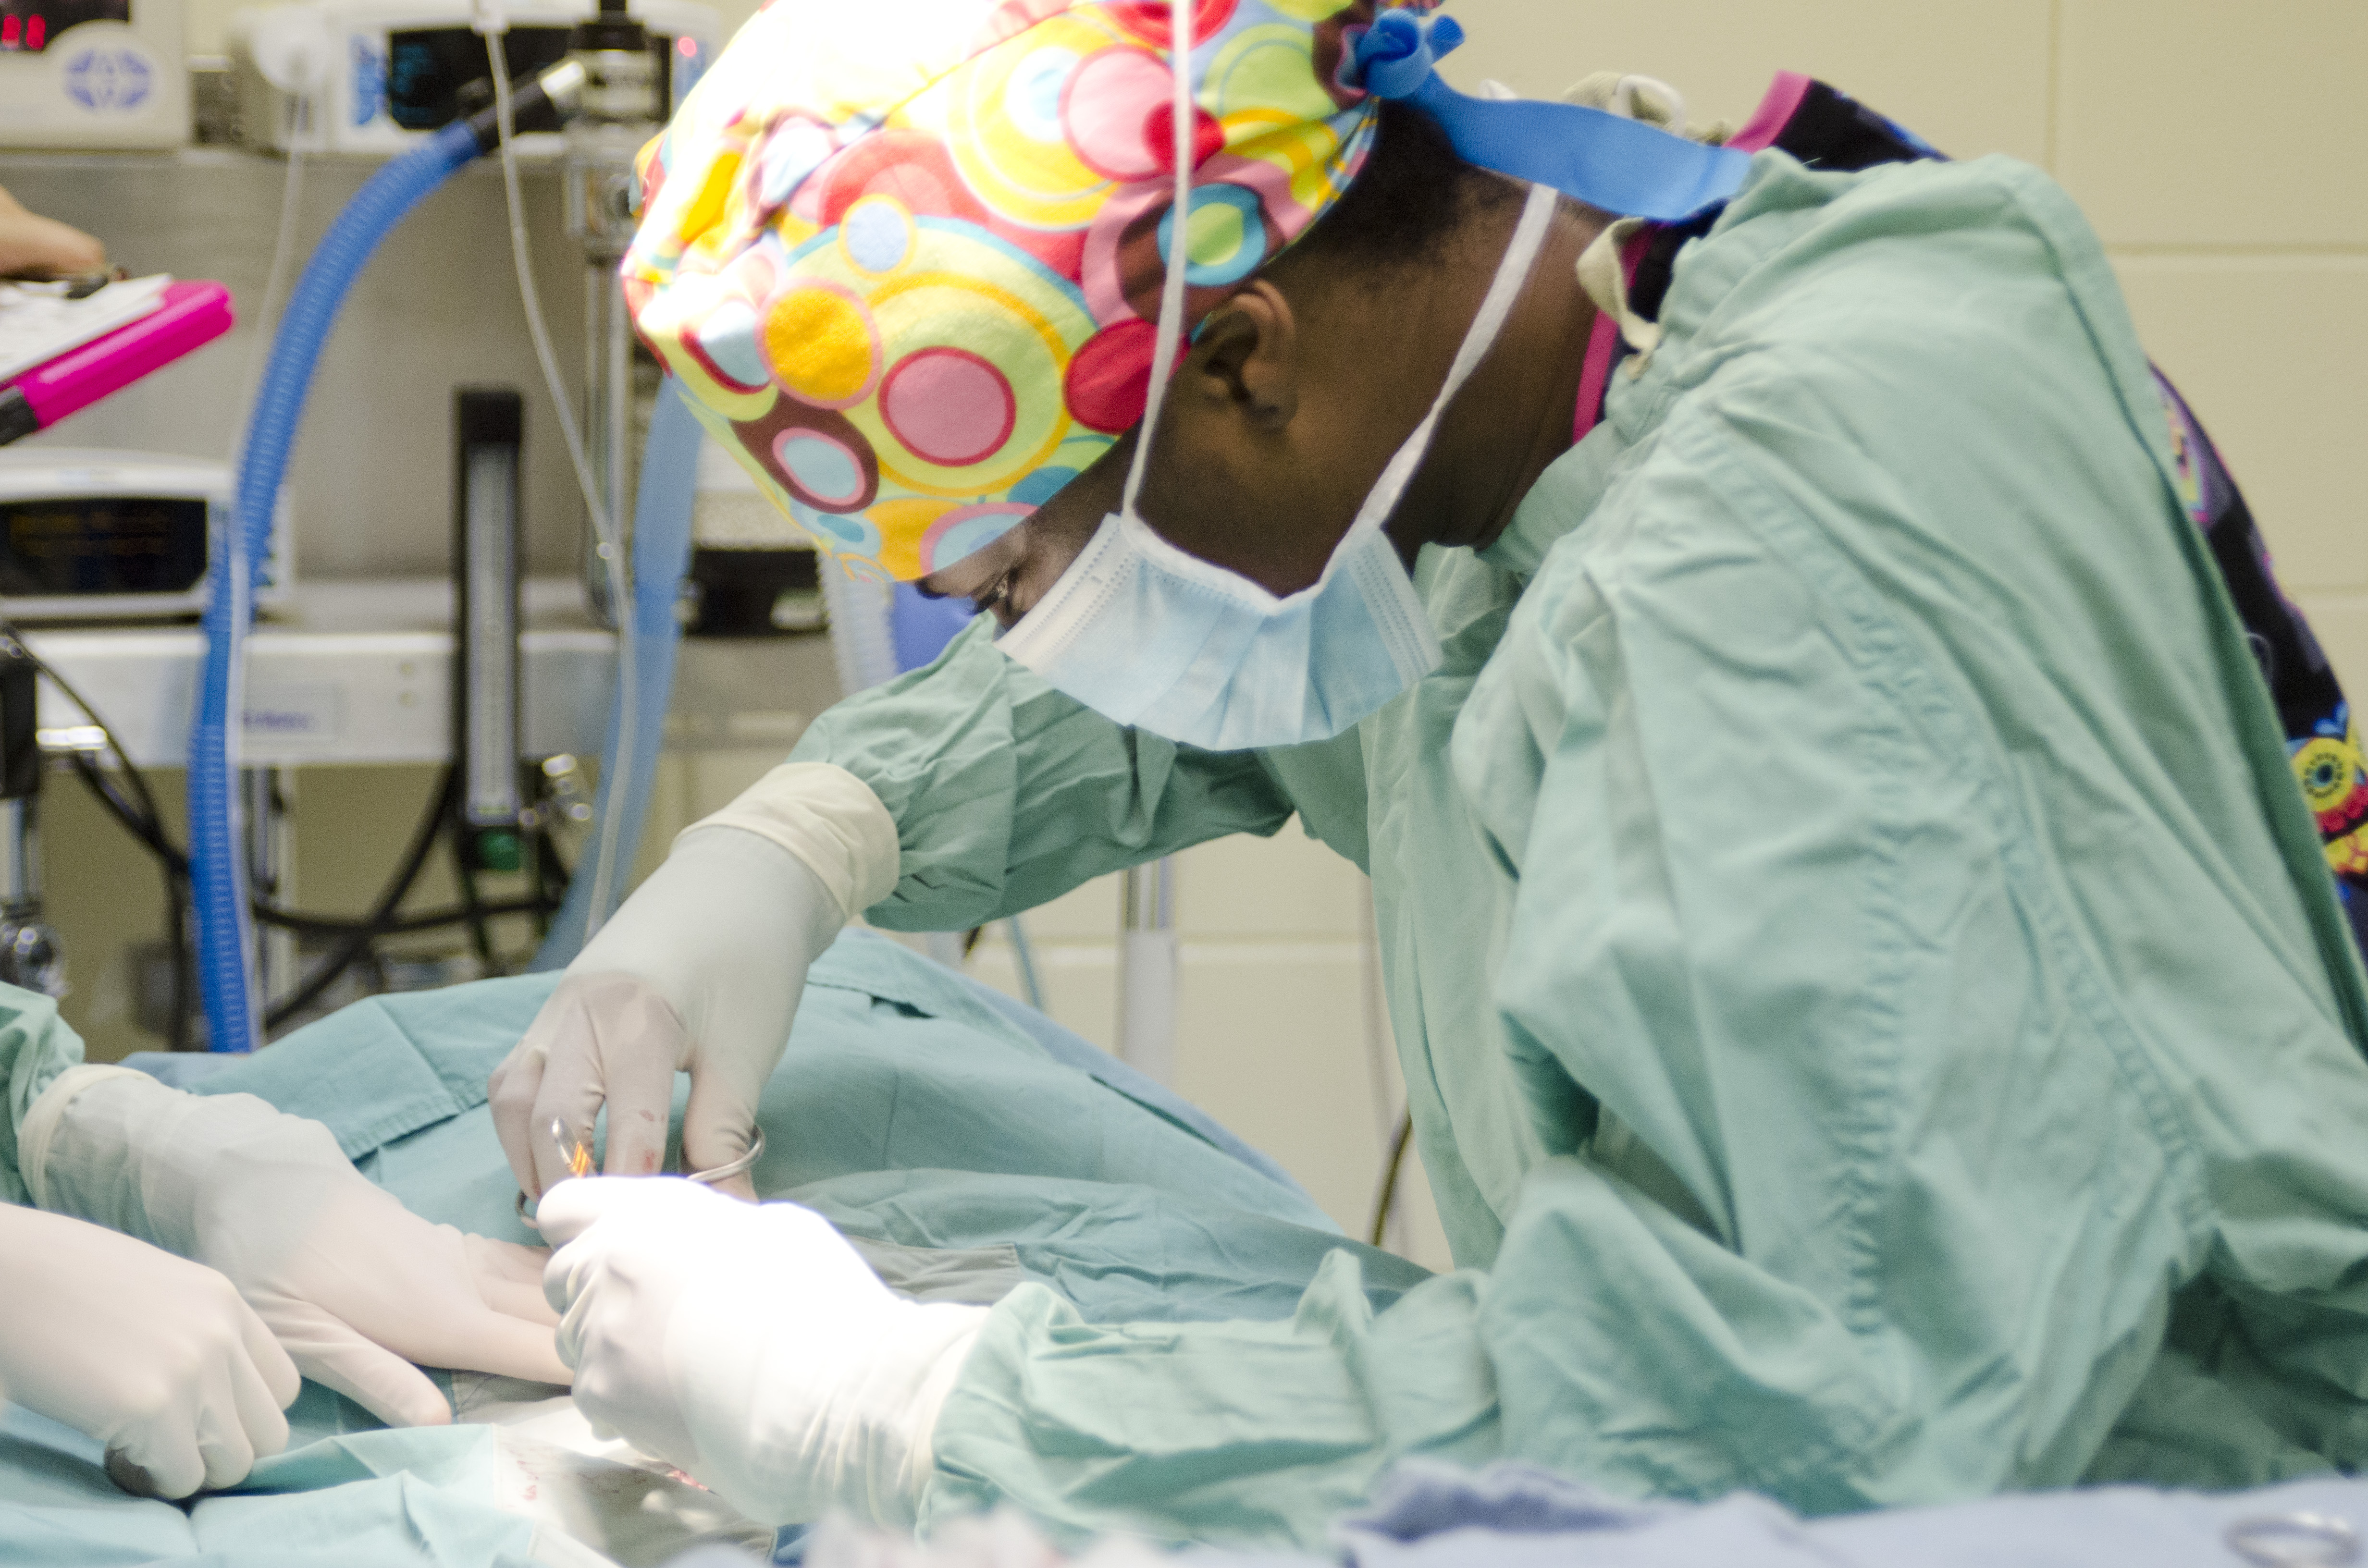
[1117,858,1176,1084]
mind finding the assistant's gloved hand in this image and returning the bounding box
[0,1203,300,1498]
[540,1177,986,1528]
[491,762,898,1200]
[24,1067,571,1428]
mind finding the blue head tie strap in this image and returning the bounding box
[1351,11,1752,224]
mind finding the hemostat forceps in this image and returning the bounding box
[515,1116,766,1226]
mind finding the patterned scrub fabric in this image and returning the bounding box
[624,0,1413,581]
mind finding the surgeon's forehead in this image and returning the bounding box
[919,431,1133,597]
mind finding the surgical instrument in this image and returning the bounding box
[516,1119,766,1225]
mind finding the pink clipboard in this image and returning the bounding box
[0,281,235,445]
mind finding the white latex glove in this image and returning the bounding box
[0,1203,299,1498]
[540,1177,985,1528]
[492,762,898,1200]
[25,1068,571,1428]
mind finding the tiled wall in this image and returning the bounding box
[1439,0,2368,679]
[153,1,2368,1271]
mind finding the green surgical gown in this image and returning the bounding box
[783,151,2368,1546]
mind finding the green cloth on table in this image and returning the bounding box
[0,1400,546,1568]
[222,934,1409,1326]
[783,150,2368,1548]
[0,933,1406,1563]
[0,992,79,1209]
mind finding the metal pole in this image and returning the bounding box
[580,265,634,627]
[0,797,31,909]
[563,18,661,630]
[601,268,631,574]
[1117,857,1176,1083]
[0,646,62,999]
[244,767,295,1004]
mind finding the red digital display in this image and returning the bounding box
[0,2,129,55]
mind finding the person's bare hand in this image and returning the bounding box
[0,184,105,279]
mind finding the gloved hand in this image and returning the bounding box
[540,1177,985,1528]
[25,1068,571,1428]
[491,762,898,1200]
[0,1203,299,1498]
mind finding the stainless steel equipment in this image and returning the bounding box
[230,1,716,159]
[0,639,62,997]
[0,2,189,150]
[560,0,671,627]
[454,387,528,863]
[0,449,291,622]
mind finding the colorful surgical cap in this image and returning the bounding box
[623,0,1412,582]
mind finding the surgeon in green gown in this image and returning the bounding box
[503,0,2368,1549]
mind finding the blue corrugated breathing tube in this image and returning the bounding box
[198,98,707,1045]
[196,120,488,1052]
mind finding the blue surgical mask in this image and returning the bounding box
[998,179,1559,752]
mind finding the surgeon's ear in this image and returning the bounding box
[1186,281,1298,433]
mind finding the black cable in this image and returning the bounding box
[61,750,194,1047]
[164,868,192,1051]
[66,750,168,855]
[258,896,549,938]
[22,641,199,1051]
[19,623,559,1029]
[1369,1109,1414,1248]
[451,828,498,972]
[12,631,166,833]
[531,826,561,939]
[263,766,458,1032]
[252,771,292,908]
[535,821,572,897]
[63,741,552,934]
[400,896,544,934]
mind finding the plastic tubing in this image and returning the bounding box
[1006,915,1046,1014]
[531,378,703,968]
[192,121,481,1052]
[820,553,900,699]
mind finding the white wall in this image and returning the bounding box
[1436,0,2368,684]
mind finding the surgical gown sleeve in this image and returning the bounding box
[788,622,1301,929]
[0,987,85,1207]
[918,155,2368,1546]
